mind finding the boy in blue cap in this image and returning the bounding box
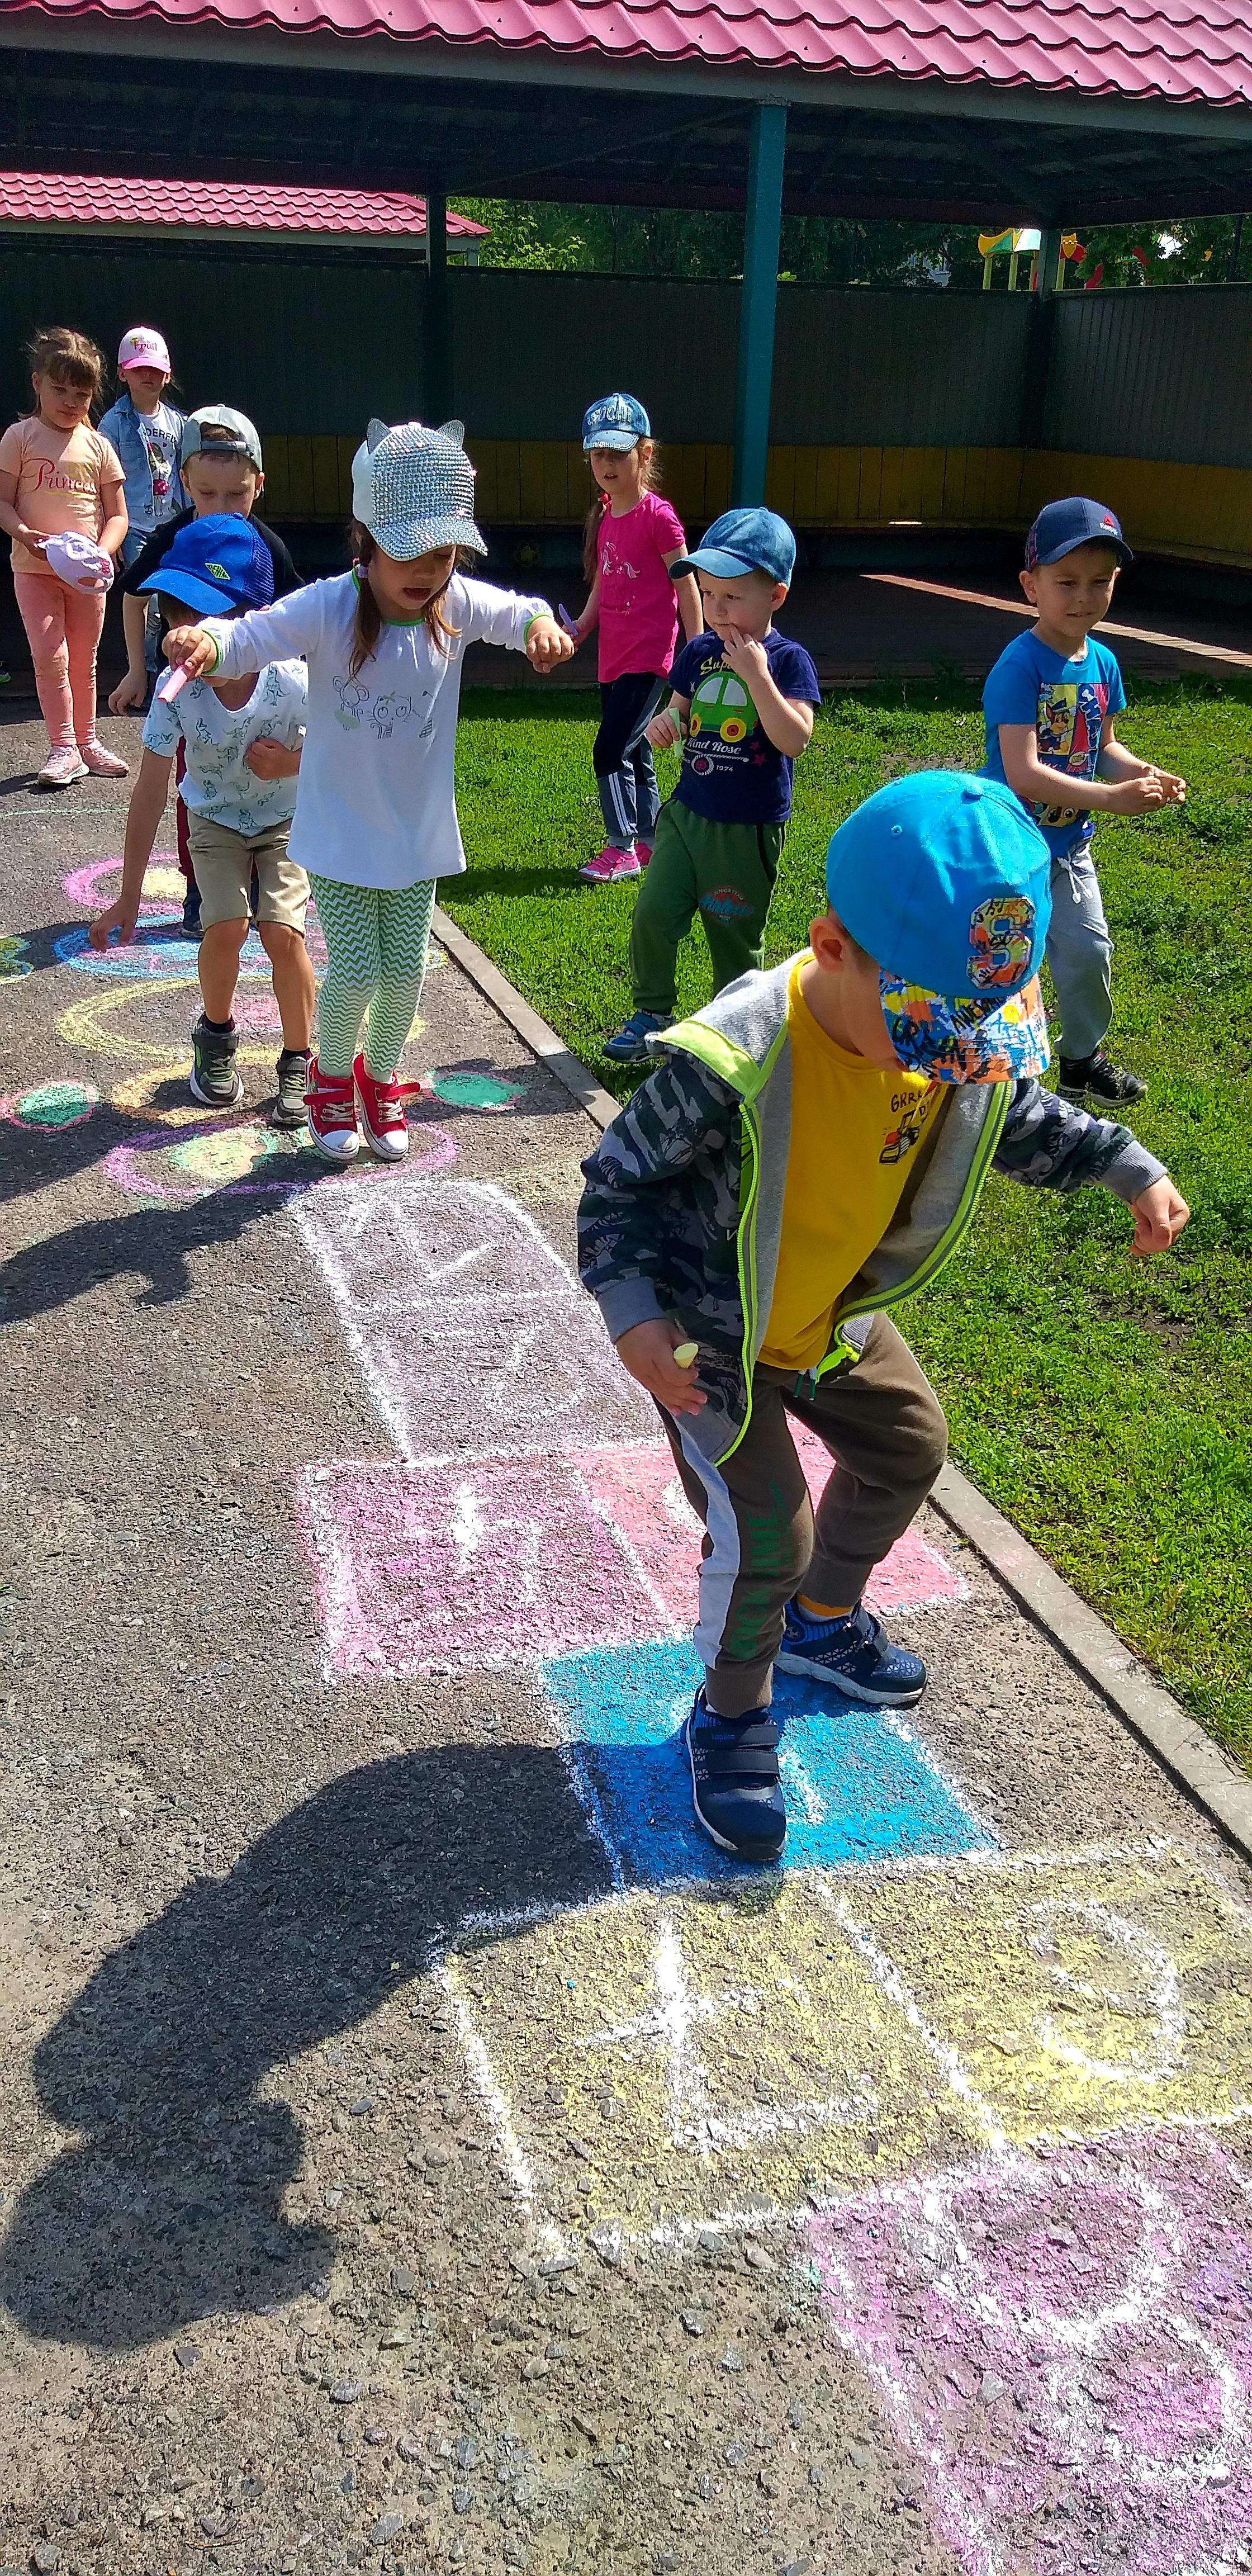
[603,505,820,1063]
[983,495,1185,1109]
[579,770,1189,1862]
[91,514,314,1124]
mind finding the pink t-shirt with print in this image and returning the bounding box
[0,416,124,576]
[595,488,686,684]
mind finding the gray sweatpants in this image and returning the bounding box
[1047,846,1113,1063]
[657,1315,949,1717]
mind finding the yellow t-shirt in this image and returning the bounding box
[758,959,940,1372]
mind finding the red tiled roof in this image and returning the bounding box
[3,0,1250,106]
[0,169,488,235]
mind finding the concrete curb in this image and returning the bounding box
[434,902,1252,1867]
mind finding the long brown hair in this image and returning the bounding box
[25,324,106,415]
[581,438,662,583]
[348,523,464,678]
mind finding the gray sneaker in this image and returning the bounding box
[189,1014,243,1109]
[272,1048,310,1129]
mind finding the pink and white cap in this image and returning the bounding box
[118,327,170,375]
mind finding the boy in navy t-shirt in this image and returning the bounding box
[604,507,820,1063]
[983,495,1185,1106]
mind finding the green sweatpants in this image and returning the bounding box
[628,802,786,1017]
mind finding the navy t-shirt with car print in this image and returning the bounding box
[670,628,822,825]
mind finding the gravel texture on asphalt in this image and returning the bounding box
[1,708,1250,2576]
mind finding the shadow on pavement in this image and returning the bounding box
[0,1742,616,2347]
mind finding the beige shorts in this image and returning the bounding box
[186,811,310,934]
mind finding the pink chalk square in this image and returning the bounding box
[300,1452,665,1677]
[809,2124,1252,2576]
[574,1438,966,1626]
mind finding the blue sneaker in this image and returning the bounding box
[604,1009,665,1064]
[775,1598,926,1706]
[683,1689,786,1863]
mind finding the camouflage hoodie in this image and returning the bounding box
[578,955,1165,1470]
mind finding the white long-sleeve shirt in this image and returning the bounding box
[204,570,549,890]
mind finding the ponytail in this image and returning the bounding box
[348,523,463,678]
[581,438,662,584]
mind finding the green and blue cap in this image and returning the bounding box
[139,512,274,616]
[825,771,1052,1085]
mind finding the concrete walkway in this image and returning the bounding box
[2,706,1251,2576]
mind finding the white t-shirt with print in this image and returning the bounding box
[203,571,550,889]
[142,659,308,838]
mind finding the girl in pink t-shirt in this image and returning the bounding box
[570,393,701,886]
[0,326,129,789]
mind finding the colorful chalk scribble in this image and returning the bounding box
[0,932,32,980]
[0,1080,97,1129]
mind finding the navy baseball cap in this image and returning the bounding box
[139,512,274,617]
[825,772,1052,1085]
[671,506,796,587]
[1026,496,1132,570]
[582,392,651,452]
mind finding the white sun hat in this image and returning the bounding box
[44,531,114,593]
[350,416,486,561]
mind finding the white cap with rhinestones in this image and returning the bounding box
[350,416,486,562]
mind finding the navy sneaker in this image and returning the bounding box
[181,886,203,944]
[775,1598,926,1706]
[683,1689,786,1863]
[604,1009,665,1064]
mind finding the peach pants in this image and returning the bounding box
[12,572,106,750]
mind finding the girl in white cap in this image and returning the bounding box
[163,418,572,1163]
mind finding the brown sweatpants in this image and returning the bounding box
[658,1313,948,1717]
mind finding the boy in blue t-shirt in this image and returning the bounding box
[983,496,1185,1106]
[604,507,821,1063]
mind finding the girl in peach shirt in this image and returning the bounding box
[0,326,129,787]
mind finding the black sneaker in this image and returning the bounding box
[181,887,203,944]
[683,1689,786,1862]
[272,1047,310,1129]
[189,1015,243,1109]
[1058,1050,1146,1108]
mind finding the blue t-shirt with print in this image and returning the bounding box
[670,627,821,825]
[983,627,1126,861]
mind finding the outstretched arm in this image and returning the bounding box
[88,750,173,947]
[994,1078,1189,1254]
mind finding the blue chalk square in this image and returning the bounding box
[541,1638,993,1886]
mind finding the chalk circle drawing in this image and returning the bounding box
[0,1079,97,1130]
[54,922,278,979]
[810,2122,1252,2576]
[64,855,184,910]
[0,932,32,979]
[105,1117,458,1204]
[60,978,425,1069]
[425,1066,526,1114]
[110,1066,225,1129]
[292,1177,652,1461]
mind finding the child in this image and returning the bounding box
[111,406,302,942]
[99,328,186,576]
[89,516,312,1126]
[0,326,129,789]
[570,392,701,885]
[983,496,1185,1108]
[160,416,572,1166]
[579,770,1189,1862]
[603,506,819,1063]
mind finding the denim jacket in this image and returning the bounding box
[97,392,186,538]
[578,957,1166,1469]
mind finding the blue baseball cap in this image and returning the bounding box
[1026,496,1132,569]
[582,392,651,453]
[671,506,795,588]
[825,773,1052,1085]
[139,512,274,616]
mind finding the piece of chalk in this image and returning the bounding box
[672,1341,699,1368]
[157,664,190,703]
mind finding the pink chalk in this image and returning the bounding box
[157,663,191,703]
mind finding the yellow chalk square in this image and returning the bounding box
[848,1849,1252,2142]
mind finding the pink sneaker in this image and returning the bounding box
[633,839,654,868]
[305,1055,359,1165]
[37,744,88,789]
[353,1054,430,1164]
[78,738,129,779]
[578,844,642,885]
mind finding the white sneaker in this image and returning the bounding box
[37,745,89,789]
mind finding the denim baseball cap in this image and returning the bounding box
[825,772,1052,1085]
[582,392,651,452]
[671,506,795,586]
[1026,495,1132,569]
[139,512,274,616]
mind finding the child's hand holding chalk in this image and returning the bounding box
[157,664,189,704]
[613,1321,706,1415]
[672,1342,699,1369]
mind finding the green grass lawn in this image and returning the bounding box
[448,676,1252,1769]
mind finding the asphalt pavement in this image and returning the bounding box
[1,700,1251,2576]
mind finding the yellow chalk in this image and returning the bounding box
[672,1342,699,1369]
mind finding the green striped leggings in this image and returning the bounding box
[308,874,437,1081]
